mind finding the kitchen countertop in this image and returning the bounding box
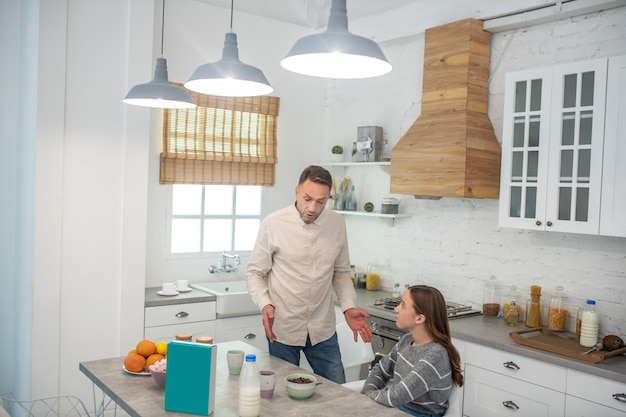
[79,340,407,417]
[353,289,626,384]
[145,287,216,307]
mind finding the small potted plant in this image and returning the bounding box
[330,145,344,162]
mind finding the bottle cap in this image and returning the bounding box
[245,354,256,362]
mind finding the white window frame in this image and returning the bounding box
[165,184,262,259]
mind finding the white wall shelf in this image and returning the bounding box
[334,210,410,219]
[333,210,411,225]
[324,162,391,167]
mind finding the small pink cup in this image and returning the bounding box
[260,369,277,399]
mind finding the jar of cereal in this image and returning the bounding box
[548,286,568,332]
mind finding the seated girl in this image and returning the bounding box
[361,285,464,417]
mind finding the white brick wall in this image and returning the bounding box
[345,6,626,338]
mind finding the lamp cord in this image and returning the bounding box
[160,0,165,56]
[229,0,234,31]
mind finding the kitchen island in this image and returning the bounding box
[79,340,406,417]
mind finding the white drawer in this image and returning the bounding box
[464,364,565,417]
[567,369,626,413]
[466,342,566,391]
[216,315,267,352]
[144,321,217,344]
[566,395,626,417]
[145,302,216,327]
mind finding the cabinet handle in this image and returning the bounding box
[175,311,189,318]
[244,333,256,340]
[503,361,520,370]
[536,220,542,226]
[502,400,519,410]
[546,221,553,227]
[613,393,626,403]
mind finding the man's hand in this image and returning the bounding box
[344,308,372,343]
[262,304,277,343]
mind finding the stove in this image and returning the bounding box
[370,297,482,319]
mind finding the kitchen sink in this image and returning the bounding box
[191,280,259,318]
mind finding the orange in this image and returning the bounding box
[136,339,156,357]
[124,353,146,373]
[146,353,164,369]
[128,349,137,355]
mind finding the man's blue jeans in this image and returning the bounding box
[268,332,346,384]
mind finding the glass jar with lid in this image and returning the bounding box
[503,286,522,326]
[526,285,542,327]
[548,286,568,331]
[482,276,501,318]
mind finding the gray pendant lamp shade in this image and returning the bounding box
[123,57,196,108]
[122,0,196,109]
[185,32,273,97]
[281,0,391,79]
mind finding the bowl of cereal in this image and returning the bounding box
[284,373,317,400]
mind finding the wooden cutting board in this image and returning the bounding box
[510,328,626,363]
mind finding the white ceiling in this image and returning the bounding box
[193,0,419,29]
[191,0,626,38]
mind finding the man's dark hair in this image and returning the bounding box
[298,165,332,189]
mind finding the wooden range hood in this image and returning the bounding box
[390,18,501,199]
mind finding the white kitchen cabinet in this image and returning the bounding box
[566,369,626,415]
[464,364,565,417]
[600,55,626,237]
[215,315,267,353]
[463,343,566,417]
[144,301,216,343]
[499,58,613,235]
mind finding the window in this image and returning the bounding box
[168,184,262,256]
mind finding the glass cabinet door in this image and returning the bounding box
[546,59,607,234]
[500,59,608,234]
[499,68,552,230]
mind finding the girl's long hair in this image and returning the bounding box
[408,285,464,387]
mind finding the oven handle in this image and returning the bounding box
[373,327,403,341]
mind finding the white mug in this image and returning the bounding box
[161,282,177,294]
[175,279,189,291]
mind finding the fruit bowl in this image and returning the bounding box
[284,373,317,400]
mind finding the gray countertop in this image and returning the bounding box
[145,287,216,307]
[142,286,625,384]
[80,340,407,417]
[353,289,626,384]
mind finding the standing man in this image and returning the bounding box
[245,165,372,384]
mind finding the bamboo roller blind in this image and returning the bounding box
[160,87,280,185]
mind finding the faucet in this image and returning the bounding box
[209,250,241,273]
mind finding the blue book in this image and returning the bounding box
[164,341,217,415]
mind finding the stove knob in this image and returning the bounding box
[369,321,378,332]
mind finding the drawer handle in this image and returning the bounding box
[175,311,189,318]
[503,400,520,410]
[244,333,256,340]
[613,393,626,403]
[503,361,520,370]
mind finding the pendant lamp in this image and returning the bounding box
[123,0,196,109]
[184,0,273,97]
[281,0,392,79]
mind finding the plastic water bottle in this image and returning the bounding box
[238,354,260,417]
[579,300,599,348]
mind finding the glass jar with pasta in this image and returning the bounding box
[548,286,569,332]
[365,264,380,290]
[503,286,522,326]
